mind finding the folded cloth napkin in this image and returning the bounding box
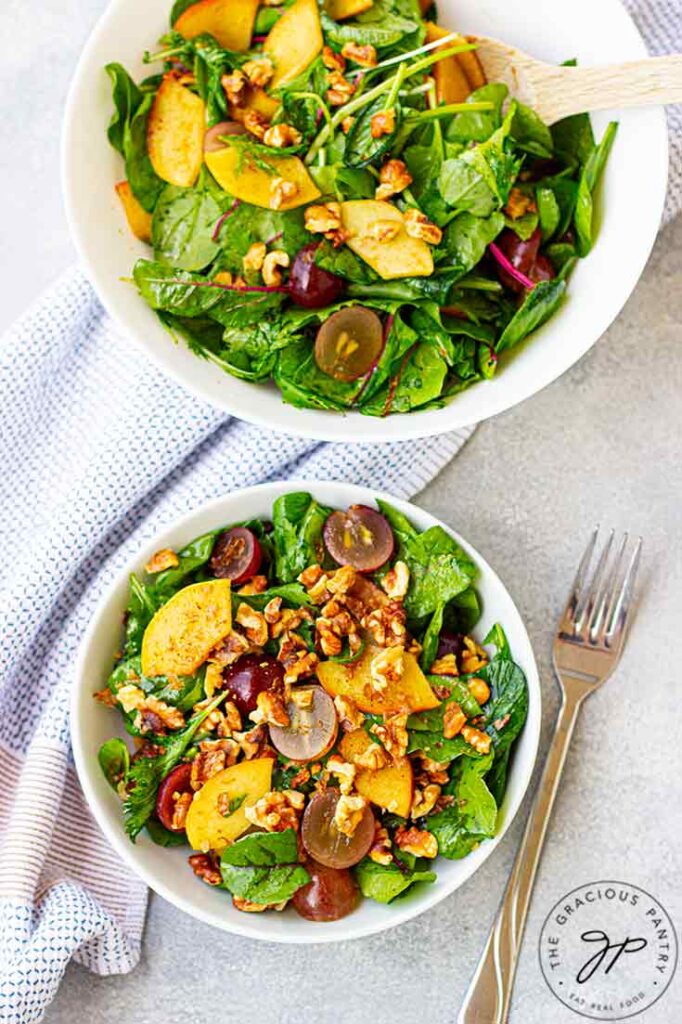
[0,268,474,1023]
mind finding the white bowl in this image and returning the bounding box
[62,0,667,442]
[72,480,541,943]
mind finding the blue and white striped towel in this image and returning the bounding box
[0,268,473,1023]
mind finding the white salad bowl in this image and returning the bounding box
[72,480,541,943]
[61,0,666,442]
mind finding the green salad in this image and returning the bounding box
[95,492,529,920]
[106,0,616,416]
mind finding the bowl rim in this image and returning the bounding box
[60,0,669,443]
[71,479,542,944]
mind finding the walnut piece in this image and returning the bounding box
[304,202,343,235]
[460,636,488,674]
[326,754,356,795]
[245,789,305,832]
[242,57,274,88]
[263,123,302,148]
[333,695,365,733]
[144,547,179,574]
[462,725,492,754]
[190,739,240,790]
[262,250,290,287]
[221,70,246,104]
[369,824,393,865]
[171,791,193,830]
[322,45,346,72]
[242,241,267,272]
[270,177,299,210]
[381,560,410,600]
[370,645,404,692]
[243,109,269,140]
[504,186,537,220]
[235,603,268,646]
[188,853,222,886]
[395,825,438,859]
[370,109,395,139]
[350,741,389,771]
[443,701,467,739]
[249,689,290,728]
[370,711,408,759]
[411,783,441,819]
[341,42,377,67]
[403,208,442,245]
[430,653,458,677]
[375,159,413,201]
[326,71,356,106]
[333,793,368,837]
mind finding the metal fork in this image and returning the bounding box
[458,528,643,1024]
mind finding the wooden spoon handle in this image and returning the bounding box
[541,55,682,123]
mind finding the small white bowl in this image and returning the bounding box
[61,0,667,442]
[71,481,541,943]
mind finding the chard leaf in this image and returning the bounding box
[152,181,224,271]
[219,828,310,904]
[354,852,435,904]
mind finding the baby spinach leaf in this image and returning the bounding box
[152,181,225,271]
[219,828,310,904]
[437,211,505,278]
[429,754,497,859]
[480,657,529,755]
[420,603,444,672]
[551,109,595,169]
[509,101,554,159]
[354,852,435,904]
[105,63,163,212]
[150,529,220,597]
[315,241,378,284]
[483,622,511,660]
[134,260,285,322]
[345,95,402,168]
[361,341,448,416]
[446,83,508,144]
[496,278,566,352]
[536,186,561,241]
[443,585,482,634]
[399,525,477,619]
[272,492,332,583]
[408,679,482,734]
[123,573,159,657]
[98,738,130,790]
[440,108,520,217]
[439,158,498,217]
[574,121,618,256]
[232,582,311,612]
[145,818,188,847]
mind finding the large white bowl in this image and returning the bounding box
[71,481,541,943]
[62,0,667,442]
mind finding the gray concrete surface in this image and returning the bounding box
[2,2,681,1022]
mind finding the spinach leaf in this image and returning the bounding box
[123,573,158,657]
[219,828,310,904]
[315,241,378,284]
[480,657,529,755]
[361,341,448,416]
[420,603,444,671]
[150,529,220,597]
[406,729,485,762]
[483,622,512,660]
[105,63,163,212]
[446,84,508,144]
[322,0,422,50]
[374,499,418,547]
[272,492,332,583]
[145,818,188,847]
[232,582,311,611]
[429,754,497,859]
[551,109,595,169]
[574,121,618,256]
[133,260,285,321]
[152,180,225,271]
[408,678,482,734]
[439,109,519,217]
[122,693,226,840]
[345,95,401,168]
[398,525,477,620]
[496,278,566,352]
[354,852,436,904]
[437,211,505,278]
[509,102,554,158]
[443,585,482,634]
[536,186,561,241]
[98,738,130,790]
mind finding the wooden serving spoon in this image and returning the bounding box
[468,35,682,123]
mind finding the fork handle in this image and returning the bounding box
[457,691,584,1024]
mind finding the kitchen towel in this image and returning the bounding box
[0,267,474,1024]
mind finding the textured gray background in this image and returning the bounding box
[2,1,681,1022]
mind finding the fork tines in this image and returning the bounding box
[561,527,642,648]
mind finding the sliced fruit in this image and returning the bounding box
[425,23,471,105]
[147,73,205,187]
[209,527,262,583]
[140,579,232,677]
[231,87,280,124]
[457,35,486,90]
[115,181,153,242]
[323,504,394,570]
[340,200,433,280]
[185,757,273,852]
[292,861,360,920]
[339,729,414,817]
[317,643,440,714]
[324,0,373,19]
[204,120,246,152]
[301,788,375,868]
[269,686,338,762]
[264,0,323,90]
[174,0,259,52]
[314,309,384,383]
[204,144,321,210]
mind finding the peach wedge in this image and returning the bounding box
[147,73,205,188]
[140,579,232,678]
[174,0,259,53]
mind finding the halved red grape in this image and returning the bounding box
[269,686,338,762]
[496,228,554,294]
[155,762,193,831]
[289,243,346,309]
[323,505,395,571]
[436,631,465,664]
[314,307,383,381]
[301,788,375,869]
[209,527,261,583]
[204,120,246,151]
[292,860,360,921]
[222,654,284,716]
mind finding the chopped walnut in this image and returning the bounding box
[362,601,407,648]
[249,689,290,727]
[327,565,358,596]
[245,789,305,831]
[333,695,365,732]
[395,825,438,859]
[341,42,377,67]
[419,754,450,777]
[382,560,410,600]
[144,547,179,574]
[171,791,193,830]
[191,695,225,732]
[282,649,319,685]
[221,700,242,735]
[270,176,299,210]
[299,564,324,588]
[304,202,342,235]
[430,653,458,677]
[93,686,117,708]
[233,723,276,761]
[460,636,488,674]
[221,70,246,105]
[326,71,356,106]
[190,738,240,790]
[493,713,511,731]
[411,783,441,819]
[369,824,393,865]
[322,45,346,72]
[269,606,311,640]
[333,793,368,837]
[203,662,224,699]
[370,645,404,692]
[504,186,537,220]
[375,159,413,201]
[236,575,268,596]
[242,57,274,88]
[462,725,492,754]
[341,116,355,134]
[242,241,267,273]
[370,711,409,759]
[351,741,389,771]
[326,754,356,795]
[288,766,311,788]
[211,630,252,667]
[235,603,268,646]
[263,596,283,624]
[243,109,269,140]
[468,677,491,705]
[443,701,467,739]
[263,123,302,148]
[370,108,395,139]
[403,208,442,245]
[188,853,222,886]
[262,250,290,287]
[115,684,146,714]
